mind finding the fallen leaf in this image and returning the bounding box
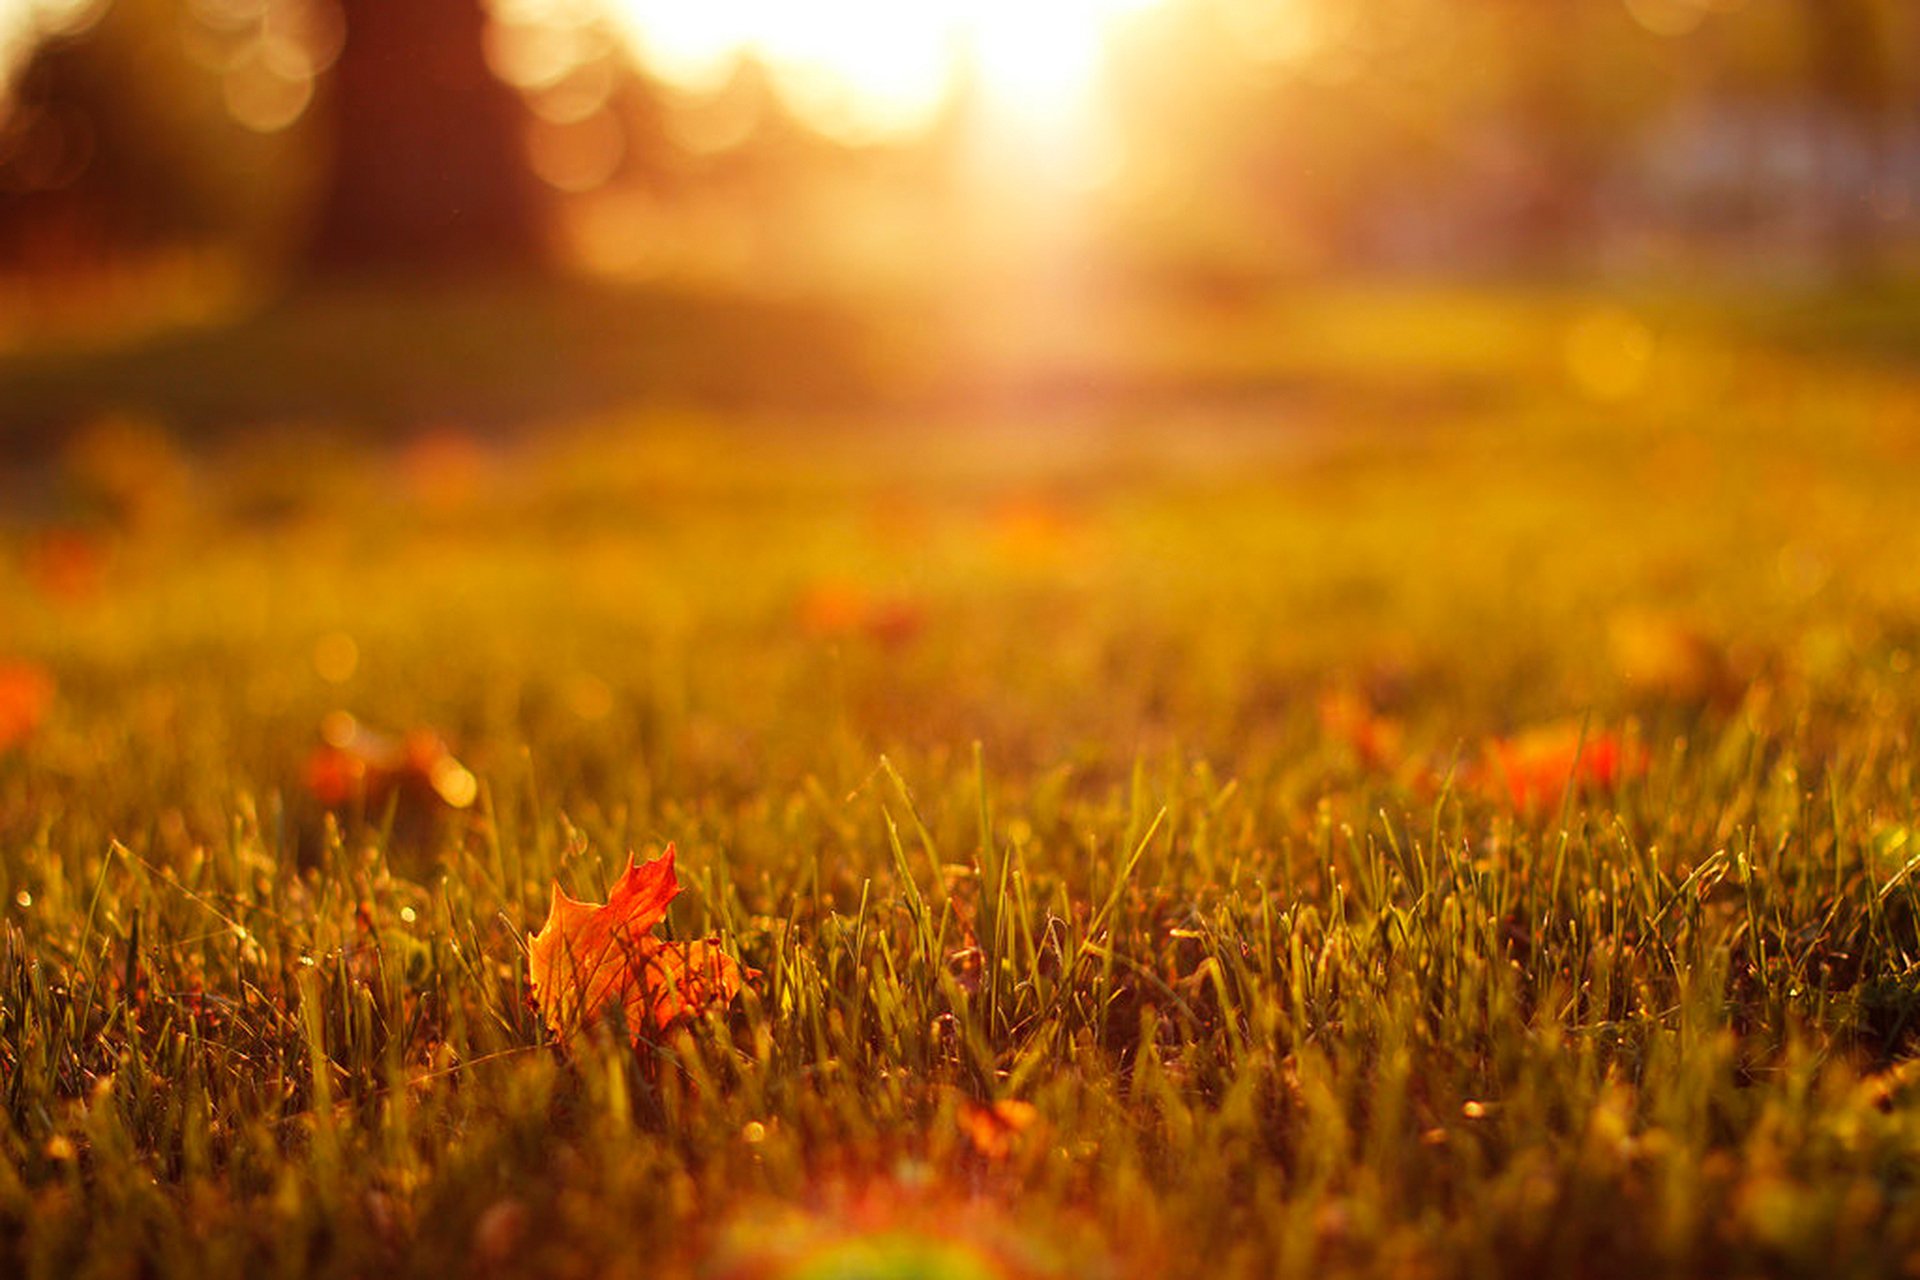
[796,579,926,649]
[1317,688,1405,770]
[528,845,750,1040]
[1477,722,1648,813]
[0,662,54,751]
[957,1097,1038,1160]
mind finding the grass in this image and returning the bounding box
[7,285,1920,1278]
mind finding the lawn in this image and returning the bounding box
[6,285,1920,1278]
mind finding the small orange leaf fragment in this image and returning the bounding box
[957,1097,1038,1160]
[1477,722,1649,813]
[527,845,750,1040]
[796,579,927,649]
[1317,689,1405,770]
[0,661,54,751]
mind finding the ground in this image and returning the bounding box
[5,284,1920,1278]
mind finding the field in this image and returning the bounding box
[7,285,1920,1278]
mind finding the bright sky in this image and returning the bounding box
[0,0,96,82]
[3,0,1166,148]
[599,0,1165,145]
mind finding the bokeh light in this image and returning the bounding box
[0,0,99,87]
[563,0,1164,146]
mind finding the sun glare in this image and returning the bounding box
[3,0,1161,151]
[0,0,100,89]
[606,0,1163,145]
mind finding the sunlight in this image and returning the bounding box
[605,0,1163,145]
[0,0,99,88]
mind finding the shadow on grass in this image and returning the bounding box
[0,277,1539,464]
[0,281,887,456]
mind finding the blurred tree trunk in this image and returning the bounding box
[1501,0,1602,271]
[1798,0,1890,278]
[305,0,548,275]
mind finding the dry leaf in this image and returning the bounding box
[1317,688,1405,770]
[796,579,927,649]
[1478,722,1648,813]
[0,661,54,751]
[957,1097,1038,1160]
[528,844,749,1040]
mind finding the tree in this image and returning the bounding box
[1796,0,1891,275]
[305,0,548,275]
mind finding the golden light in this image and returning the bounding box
[604,0,1165,145]
[0,0,101,90]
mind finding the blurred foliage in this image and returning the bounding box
[4,0,1920,295]
[0,0,315,268]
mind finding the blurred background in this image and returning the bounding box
[7,0,1918,286]
[0,0,1912,468]
[0,0,1916,437]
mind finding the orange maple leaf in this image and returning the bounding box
[528,845,750,1040]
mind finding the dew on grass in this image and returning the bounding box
[427,755,479,808]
